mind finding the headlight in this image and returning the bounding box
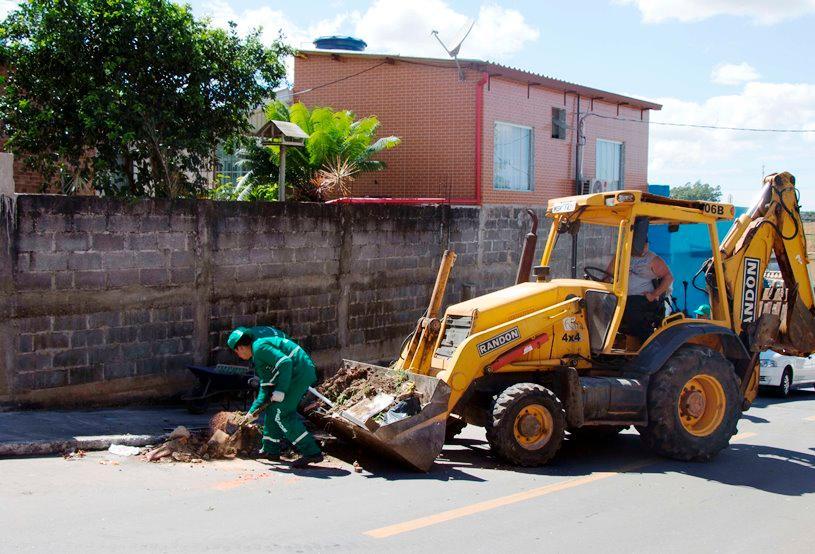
[760,359,777,367]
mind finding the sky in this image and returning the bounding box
[3,0,814,208]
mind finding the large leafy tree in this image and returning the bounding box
[670,180,722,202]
[215,101,400,201]
[0,0,290,197]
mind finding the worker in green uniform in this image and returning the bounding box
[693,304,711,319]
[229,325,289,343]
[227,329,323,468]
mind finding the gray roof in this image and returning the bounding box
[298,49,662,111]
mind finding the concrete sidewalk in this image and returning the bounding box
[0,407,213,457]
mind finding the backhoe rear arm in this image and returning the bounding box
[714,172,815,356]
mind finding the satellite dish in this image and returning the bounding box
[431,20,475,80]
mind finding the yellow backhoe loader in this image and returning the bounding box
[313,171,815,471]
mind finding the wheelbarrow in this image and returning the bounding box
[183,364,258,414]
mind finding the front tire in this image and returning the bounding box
[486,383,566,466]
[776,368,792,398]
[638,345,740,462]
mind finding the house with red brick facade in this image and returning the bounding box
[0,139,46,194]
[294,49,661,205]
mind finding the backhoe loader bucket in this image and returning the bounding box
[758,286,815,356]
[307,360,451,472]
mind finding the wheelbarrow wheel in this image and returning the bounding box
[185,383,210,414]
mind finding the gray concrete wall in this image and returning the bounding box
[0,195,561,408]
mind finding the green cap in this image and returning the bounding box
[694,304,711,317]
[227,327,249,350]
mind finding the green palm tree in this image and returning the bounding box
[213,101,400,201]
[267,101,400,199]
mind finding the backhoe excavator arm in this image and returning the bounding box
[710,172,815,357]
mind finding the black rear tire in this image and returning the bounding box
[569,425,629,441]
[638,345,740,462]
[486,383,566,466]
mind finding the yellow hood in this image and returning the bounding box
[446,279,607,333]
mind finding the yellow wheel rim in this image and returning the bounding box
[513,404,553,450]
[678,374,727,437]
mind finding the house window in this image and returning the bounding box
[551,108,567,140]
[215,145,249,185]
[494,122,533,191]
[596,139,624,190]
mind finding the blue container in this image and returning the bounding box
[313,36,367,51]
[647,185,746,313]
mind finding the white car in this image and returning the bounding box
[759,350,815,397]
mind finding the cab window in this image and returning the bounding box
[548,221,620,282]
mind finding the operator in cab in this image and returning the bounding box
[618,218,674,343]
[620,240,673,342]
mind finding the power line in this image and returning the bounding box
[293,58,815,135]
[293,60,389,96]
[588,112,815,133]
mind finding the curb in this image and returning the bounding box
[0,433,166,458]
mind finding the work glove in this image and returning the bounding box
[271,391,285,403]
[240,411,257,426]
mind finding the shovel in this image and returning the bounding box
[308,387,368,428]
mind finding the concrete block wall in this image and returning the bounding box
[6,196,202,406]
[0,194,556,408]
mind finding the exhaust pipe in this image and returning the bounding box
[515,209,539,284]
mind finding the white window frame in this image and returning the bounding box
[215,144,250,186]
[595,139,625,191]
[493,121,534,192]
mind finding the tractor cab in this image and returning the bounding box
[540,190,736,354]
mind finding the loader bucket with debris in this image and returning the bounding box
[307,360,451,472]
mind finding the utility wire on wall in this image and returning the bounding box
[587,112,815,133]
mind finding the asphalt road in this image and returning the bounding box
[2,390,814,553]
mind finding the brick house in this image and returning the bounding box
[294,49,661,205]
[0,138,46,194]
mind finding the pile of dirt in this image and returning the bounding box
[317,365,422,414]
[144,413,261,463]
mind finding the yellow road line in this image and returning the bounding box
[364,460,655,539]
[365,431,759,539]
[804,415,815,422]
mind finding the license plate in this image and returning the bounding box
[552,200,576,213]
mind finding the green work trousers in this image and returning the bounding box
[260,373,321,457]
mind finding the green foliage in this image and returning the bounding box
[0,0,290,197]
[211,173,279,202]
[239,100,401,201]
[670,181,723,202]
[210,139,280,201]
